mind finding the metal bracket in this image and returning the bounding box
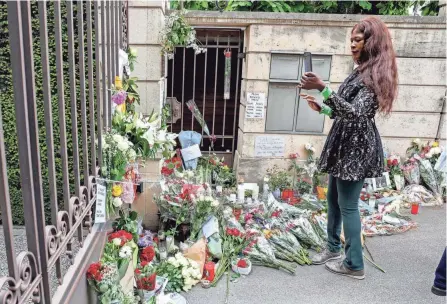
[237,52,246,59]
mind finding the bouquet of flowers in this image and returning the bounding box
[190,195,219,240]
[135,262,157,291]
[212,224,250,286]
[264,229,311,265]
[161,157,183,178]
[112,111,178,160]
[286,217,324,251]
[158,253,202,292]
[138,231,155,249]
[103,230,138,278]
[186,100,210,136]
[161,11,206,59]
[140,245,156,264]
[242,233,296,274]
[87,261,127,304]
[414,154,441,196]
[401,158,421,185]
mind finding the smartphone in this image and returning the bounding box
[303,52,312,73]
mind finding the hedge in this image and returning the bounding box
[0,1,97,224]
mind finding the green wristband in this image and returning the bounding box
[319,104,333,117]
[321,86,332,100]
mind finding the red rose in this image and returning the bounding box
[237,259,248,268]
[289,153,298,159]
[135,269,141,275]
[153,237,159,244]
[244,213,253,222]
[392,159,398,166]
[387,159,392,167]
[140,246,155,263]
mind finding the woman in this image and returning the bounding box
[298,17,398,280]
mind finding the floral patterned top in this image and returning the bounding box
[318,69,384,181]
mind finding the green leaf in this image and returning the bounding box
[130,211,138,220]
[359,0,372,10]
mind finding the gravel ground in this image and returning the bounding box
[0,227,87,298]
[186,205,446,304]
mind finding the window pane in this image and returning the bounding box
[301,55,332,81]
[266,83,297,131]
[295,89,325,133]
[270,54,300,80]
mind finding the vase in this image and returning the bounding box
[272,189,281,200]
[166,235,174,252]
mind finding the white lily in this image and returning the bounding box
[142,128,155,146]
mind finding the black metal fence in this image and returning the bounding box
[1,1,125,303]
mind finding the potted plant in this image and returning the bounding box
[231,258,252,275]
[267,166,292,200]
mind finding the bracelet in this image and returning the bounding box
[321,86,332,100]
[319,104,333,117]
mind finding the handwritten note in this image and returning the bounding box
[181,144,202,162]
[245,92,265,119]
[95,184,107,224]
[254,136,285,157]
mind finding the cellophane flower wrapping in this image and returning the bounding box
[402,161,420,185]
[186,100,210,136]
[286,217,324,251]
[402,184,442,206]
[415,155,440,195]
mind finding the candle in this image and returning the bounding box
[237,184,245,204]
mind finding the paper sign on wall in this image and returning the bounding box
[254,136,285,157]
[181,144,202,162]
[95,184,107,224]
[245,92,265,119]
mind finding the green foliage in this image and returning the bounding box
[170,0,440,15]
[267,165,292,191]
[113,209,139,241]
[0,1,97,224]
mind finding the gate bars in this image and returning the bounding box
[2,1,126,303]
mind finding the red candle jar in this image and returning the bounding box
[203,262,215,281]
[281,189,294,200]
[411,203,419,215]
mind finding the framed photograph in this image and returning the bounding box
[371,172,391,191]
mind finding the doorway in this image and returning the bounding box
[166,28,244,165]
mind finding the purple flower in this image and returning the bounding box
[112,90,127,105]
[138,236,153,248]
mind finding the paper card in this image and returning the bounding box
[181,144,202,162]
[120,259,135,296]
[94,184,107,224]
[202,216,219,239]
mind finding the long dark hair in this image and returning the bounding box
[353,17,398,114]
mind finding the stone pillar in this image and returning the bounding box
[128,0,166,115]
[128,1,167,229]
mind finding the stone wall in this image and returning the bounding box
[185,11,446,183]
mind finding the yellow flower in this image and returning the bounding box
[115,76,122,90]
[223,165,229,171]
[432,142,439,147]
[116,103,126,113]
[112,184,123,197]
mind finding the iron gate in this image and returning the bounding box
[166,28,244,165]
[0,1,125,303]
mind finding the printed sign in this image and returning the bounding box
[254,136,285,157]
[95,184,107,224]
[245,92,265,119]
[181,144,202,162]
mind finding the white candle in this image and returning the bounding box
[237,184,245,204]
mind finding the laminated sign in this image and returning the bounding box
[94,184,107,224]
[245,92,265,119]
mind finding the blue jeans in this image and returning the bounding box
[327,175,365,271]
[434,249,446,290]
